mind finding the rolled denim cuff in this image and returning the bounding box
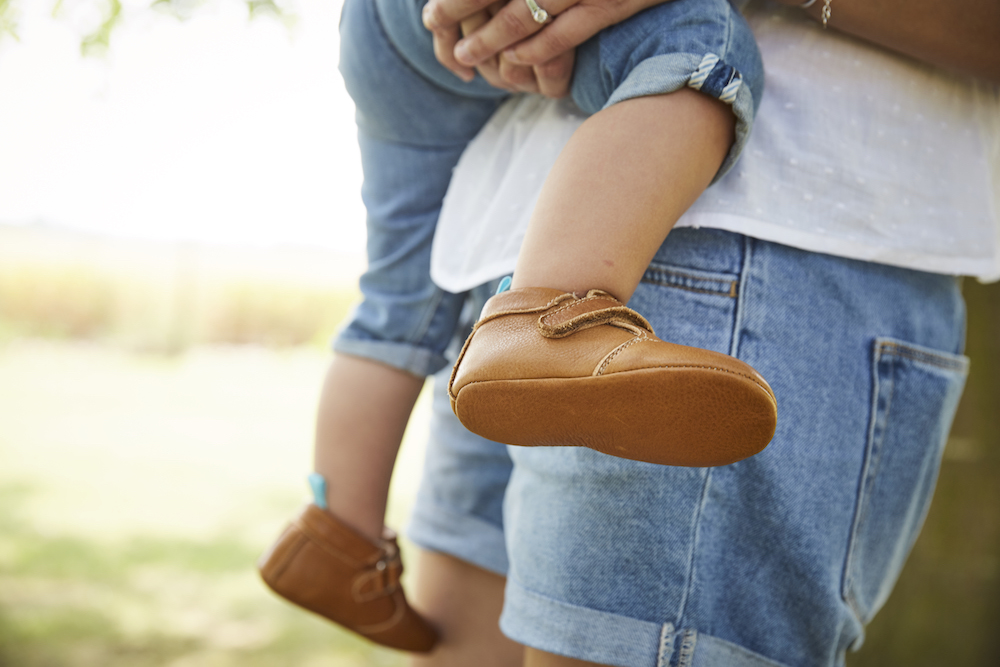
[604,52,758,184]
[332,333,450,377]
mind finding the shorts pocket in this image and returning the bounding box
[843,337,969,625]
[633,261,741,355]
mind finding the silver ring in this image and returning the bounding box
[525,0,549,24]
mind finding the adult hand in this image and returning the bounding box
[459,5,543,94]
[427,0,577,97]
[423,0,669,73]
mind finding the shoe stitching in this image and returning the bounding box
[541,294,622,324]
[457,364,776,404]
[449,293,610,400]
[296,518,381,570]
[595,334,647,376]
[352,558,402,602]
[354,592,408,635]
[474,297,568,327]
[262,527,307,583]
[539,307,652,339]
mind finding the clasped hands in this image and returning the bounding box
[422,0,669,97]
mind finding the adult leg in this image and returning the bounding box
[497,229,969,666]
[409,550,523,667]
[406,284,524,664]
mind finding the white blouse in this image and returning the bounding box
[431,1,1000,292]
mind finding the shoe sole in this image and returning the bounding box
[452,366,777,467]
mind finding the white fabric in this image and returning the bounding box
[431,1,1000,292]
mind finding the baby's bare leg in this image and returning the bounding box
[511,88,734,303]
[313,353,424,542]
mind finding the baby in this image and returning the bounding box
[259,0,775,653]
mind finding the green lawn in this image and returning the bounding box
[0,341,422,666]
[1,322,998,666]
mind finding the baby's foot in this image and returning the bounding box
[449,287,776,466]
[258,476,436,652]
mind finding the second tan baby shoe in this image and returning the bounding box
[449,287,777,467]
[258,503,437,652]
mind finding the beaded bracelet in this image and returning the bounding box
[801,0,832,28]
[821,0,832,27]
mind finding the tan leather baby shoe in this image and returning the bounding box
[449,287,777,467]
[258,504,437,652]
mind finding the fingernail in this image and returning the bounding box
[455,42,474,65]
[502,48,522,64]
[458,69,475,83]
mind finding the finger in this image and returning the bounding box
[477,57,520,92]
[534,49,574,98]
[454,0,578,67]
[498,55,541,94]
[432,25,476,81]
[460,10,490,37]
[423,0,496,30]
[504,1,624,66]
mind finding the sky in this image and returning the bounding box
[0,0,366,253]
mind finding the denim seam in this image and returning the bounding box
[729,236,752,358]
[842,341,895,623]
[404,286,445,361]
[657,623,675,667]
[877,341,969,371]
[720,1,734,66]
[677,629,698,667]
[675,468,712,628]
[645,267,733,285]
[642,277,739,298]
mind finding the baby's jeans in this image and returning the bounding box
[333,0,763,376]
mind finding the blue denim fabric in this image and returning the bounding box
[407,228,968,667]
[334,0,763,376]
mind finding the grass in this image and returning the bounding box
[0,341,423,667]
[1,224,998,665]
[0,226,415,665]
[0,224,363,351]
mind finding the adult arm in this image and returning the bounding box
[428,0,1000,87]
[778,0,1000,83]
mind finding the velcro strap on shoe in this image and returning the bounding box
[352,552,403,602]
[539,298,654,339]
[478,287,574,324]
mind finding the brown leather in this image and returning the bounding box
[258,504,437,652]
[449,287,777,467]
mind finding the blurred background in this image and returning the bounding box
[0,1,997,665]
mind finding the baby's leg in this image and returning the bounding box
[511,88,733,302]
[314,0,504,540]
[313,355,424,543]
[514,0,762,302]
[449,0,773,467]
[259,0,506,654]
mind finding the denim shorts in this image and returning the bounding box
[333,0,763,376]
[407,228,969,667]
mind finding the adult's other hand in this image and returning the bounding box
[426,0,580,97]
[424,0,669,70]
